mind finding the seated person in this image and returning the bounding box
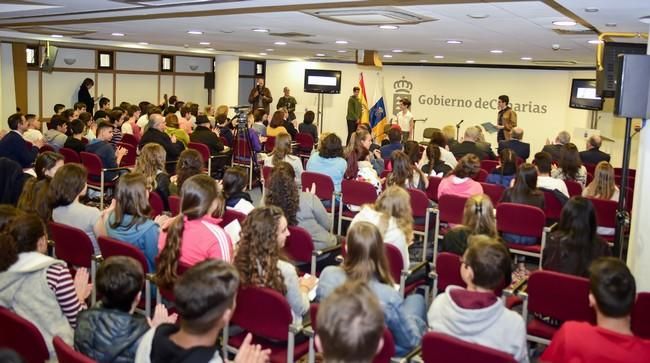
[306,133,347,193]
[534,151,569,198]
[215,114,234,146]
[428,235,528,363]
[437,154,483,200]
[387,151,428,191]
[498,127,530,161]
[450,127,489,161]
[317,222,426,356]
[298,110,318,143]
[139,113,185,167]
[22,113,44,144]
[135,143,171,211]
[541,130,571,163]
[266,110,289,137]
[421,142,452,177]
[263,132,303,188]
[551,143,587,187]
[164,114,189,147]
[108,108,126,145]
[85,121,128,180]
[442,194,498,255]
[222,167,254,214]
[251,109,267,137]
[344,145,382,205]
[64,119,87,154]
[170,149,203,195]
[135,260,270,363]
[583,161,619,202]
[17,152,64,222]
[316,281,385,363]
[541,257,650,363]
[189,115,225,155]
[579,134,611,166]
[280,107,298,139]
[485,148,517,187]
[75,256,176,362]
[380,128,403,160]
[45,114,68,150]
[0,113,41,168]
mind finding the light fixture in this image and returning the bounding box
[467,14,489,19]
[266,48,274,51]
[315,53,326,57]
[383,54,393,58]
[199,42,210,45]
[51,34,63,38]
[206,48,215,51]
[419,59,428,63]
[335,40,348,44]
[584,7,599,13]
[392,49,403,53]
[259,52,267,56]
[446,40,463,44]
[640,16,650,24]
[552,20,577,26]
[434,55,444,59]
[337,50,347,53]
[137,42,149,45]
[187,30,203,35]
[490,49,503,54]
[465,60,475,63]
[111,32,125,37]
[520,57,532,61]
[587,39,603,44]
[274,41,287,46]
[252,28,269,33]
[379,25,399,30]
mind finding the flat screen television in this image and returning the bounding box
[569,79,603,111]
[304,69,341,94]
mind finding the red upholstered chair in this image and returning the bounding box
[188,141,229,176]
[426,176,442,202]
[587,197,617,243]
[120,133,138,148]
[420,331,516,363]
[632,292,650,339]
[614,167,636,177]
[584,163,596,176]
[587,172,594,185]
[301,171,337,233]
[432,252,466,294]
[219,208,247,228]
[80,151,129,209]
[564,180,583,197]
[264,135,276,153]
[480,159,499,173]
[309,304,395,363]
[0,307,50,363]
[496,203,549,268]
[225,287,311,363]
[40,144,56,153]
[385,244,428,298]
[284,225,340,277]
[472,168,488,182]
[48,221,99,304]
[542,190,564,222]
[433,194,468,264]
[148,191,164,217]
[295,132,315,160]
[168,195,181,216]
[615,174,635,189]
[338,179,378,235]
[53,336,96,363]
[153,261,191,308]
[97,236,155,317]
[232,135,256,188]
[520,270,595,345]
[116,142,137,168]
[625,186,634,213]
[59,147,81,164]
[408,188,436,257]
[480,182,505,206]
[262,165,273,189]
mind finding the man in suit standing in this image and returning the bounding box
[541,130,571,162]
[498,127,530,161]
[579,135,611,166]
[496,95,517,142]
[0,113,42,168]
[248,77,273,115]
[451,126,489,160]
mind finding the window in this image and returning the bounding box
[26,46,38,66]
[97,50,114,69]
[161,55,174,72]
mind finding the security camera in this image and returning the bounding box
[552,44,561,50]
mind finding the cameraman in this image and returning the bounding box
[248,77,273,114]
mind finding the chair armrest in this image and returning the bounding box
[47,239,56,248]
[312,244,342,257]
[92,254,103,263]
[302,326,315,338]
[407,261,428,276]
[544,222,557,233]
[335,255,344,263]
[145,273,157,282]
[503,277,528,297]
[101,166,132,173]
[394,346,422,363]
[289,323,305,335]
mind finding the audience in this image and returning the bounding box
[579,134,611,166]
[403,141,423,167]
[85,121,128,181]
[122,104,142,141]
[317,222,426,356]
[428,130,457,168]
[45,115,68,150]
[441,194,498,255]
[583,161,619,201]
[63,119,87,154]
[347,129,384,175]
[22,113,44,144]
[222,167,254,214]
[164,114,190,147]
[190,115,225,155]
[139,113,185,165]
[474,126,497,160]
[551,143,587,187]
[306,133,347,193]
[251,109,267,137]
[380,128,403,160]
[542,130,570,162]
[135,143,171,211]
[534,151,569,197]
[215,114,234,147]
[298,110,318,142]
[0,158,30,205]
[485,148,517,187]
[266,110,289,137]
[421,143,452,177]
[171,149,203,194]
[441,124,458,149]
[0,113,41,167]
[108,109,126,145]
[17,152,64,222]
[428,235,528,363]
[387,151,428,191]
[498,127,530,161]
[437,154,483,200]
[451,127,489,160]
[344,140,383,203]
[264,132,303,188]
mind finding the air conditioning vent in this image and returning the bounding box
[552,28,597,35]
[294,40,324,45]
[532,59,578,66]
[268,32,314,38]
[304,7,437,26]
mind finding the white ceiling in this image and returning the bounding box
[0,0,648,67]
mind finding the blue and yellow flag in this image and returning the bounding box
[369,74,387,142]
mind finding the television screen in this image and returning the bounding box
[570,79,603,111]
[304,69,341,94]
[596,42,647,98]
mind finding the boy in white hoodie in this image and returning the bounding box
[427,235,529,363]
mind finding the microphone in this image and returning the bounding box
[456,119,464,127]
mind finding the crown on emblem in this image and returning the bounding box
[393,77,413,92]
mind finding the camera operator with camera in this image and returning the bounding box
[248,77,273,114]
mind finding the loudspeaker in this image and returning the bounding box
[204,72,215,90]
[614,54,650,118]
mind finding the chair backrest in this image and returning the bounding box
[120,133,138,148]
[168,195,181,216]
[408,188,430,218]
[421,331,516,363]
[435,252,466,293]
[219,136,230,147]
[479,182,505,206]
[48,221,94,268]
[584,163,596,176]
[496,203,545,238]
[426,176,442,202]
[53,336,96,363]
[542,190,564,221]
[97,236,150,274]
[59,147,81,164]
[220,209,247,228]
[437,194,468,225]
[615,174,635,189]
[384,244,404,283]
[117,142,137,167]
[480,160,499,173]
[341,179,378,207]
[614,167,636,177]
[79,151,103,178]
[264,135,276,153]
[188,142,211,162]
[422,127,436,140]
[0,307,50,363]
[148,191,164,217]
[301,171,335,201]
[233,135,252,159]
[231,286,293,341]
[262,166,273,188]
[40,144,56,153]
[632,292,650,339]
[153,260,191,304]
[625,186,634,213]
[564,180,583,197]
[587,197,617,229]
[526,270,596,324]
[295,132,314,151]
[472,169,488,182]
[284,225,315,263]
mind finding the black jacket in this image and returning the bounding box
[190,126,224,155]
[541,144,563,162]
[74,306,149,363]
[283,119,298,139]
[139,128,185,162]
[498,139,530,161]
[579,148,610,166]
[78,86,94,114]
[64,136,86,155]
[0,131,38,168]
[149,324,220,363]
[450,141,488,160]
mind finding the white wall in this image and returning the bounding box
[0,43,16,128]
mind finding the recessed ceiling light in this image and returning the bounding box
[274,41,287,45]
[465,60,475,63]
[259,52,267,56]
[520,57,532,61]
[467,14,489,19]
[552,20,577,26]
[266,48,274,52]
[434,55,444,59]
[315,53,326,57]
[111,32,124,37]
[206,48,215,51]
[584,7,599,13]
[187,30,203,35]
[51,34,63,38]
[640,16,650,24]
[335,40,348,44]
[392,49,403,53]
[337,50,347,53]
[383,54,393,58]
[379,25,399,30]
[587,39,603,44]
[605,22,617,27]
[137,42,149,45]
[252,28,269,33]
[199,42,210,45]
[490,49,503,54]
[446,40,463,44]
[419,59,428,63]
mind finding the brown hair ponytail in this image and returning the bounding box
[155,215,185,289]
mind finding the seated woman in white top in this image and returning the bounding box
[264,132,303,189]
[582,161,619,236]
[551,143,588,187]
[350,186,413,268]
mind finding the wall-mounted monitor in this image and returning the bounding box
[304,69,341,94]
[569,79,603,111]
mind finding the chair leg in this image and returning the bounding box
[222,323,230,360]
[100,172,105,210]
[91,260,97,306]
[207,158,212,177]
[287,330,295,363]
[310,253,317,277]
[308,335,315,363]
[432,212,440,266]
[145,280,151,318]
[338,196,344,236]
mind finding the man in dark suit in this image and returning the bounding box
[0,113,42,168]
[190,115,225,155]
[139,113,185,165]
[498,127,530,161]
[579,135,611,166]
[451,126,489,160]
[541,130,571,162]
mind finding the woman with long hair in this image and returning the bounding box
[234,206,316,322]
[501,163,544,209]
[387,151,428,191]
[266,110,288,137]
[437,154,483,199]
[155,174,231,289]
[135,143,171,210]
[485,148,517,187]
[18,151,64,222]
[543,197,610,277]
[171,149,204,194]
[344,147,382,212]
[583,161,619,201]
[351,186,414,268]
[265,162,336,249]
[317,222,426,356]
[428,130,457,168]
[263,132,303,188]
[346,129,384,175]
[551,143,587,186]
[442,194,498,255]
[222,167,254,214]
[421,143,452,177]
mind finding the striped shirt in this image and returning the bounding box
[46,263,83,328]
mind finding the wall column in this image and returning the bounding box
[213,55,239,108]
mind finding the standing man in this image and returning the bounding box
[394,98,414,142]
[248,77,273,114]
[276,87,297,121]
[346,86,362,145]
[496,95,517,142]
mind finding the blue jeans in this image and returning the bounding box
[393,294,427,356]
[502,233,538,245]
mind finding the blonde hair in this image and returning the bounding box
[135,143,166,191]
[216,105,229,116]
[585,161,616,200]
[371,186,414,245]
[271,132,293,165]
[343,222,394,285]
[442,125,456,141]
[461,194,497,238]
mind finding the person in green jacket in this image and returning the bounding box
[346,86,362,145]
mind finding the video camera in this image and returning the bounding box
[230,105,251,129]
